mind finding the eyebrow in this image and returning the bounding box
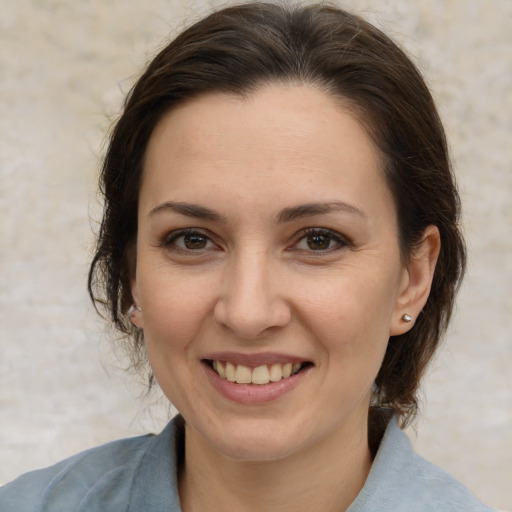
[276,201,367,223]
[148,200,366,223]
[148,201,227,222]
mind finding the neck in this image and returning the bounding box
[178,410,372,512]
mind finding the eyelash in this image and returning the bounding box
[161,227,349,254]
[291,227,349,253]
[162,228,216,253]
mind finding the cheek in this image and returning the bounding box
[139,272,219,407]
[138,269,218,352]
[297,271,397,355]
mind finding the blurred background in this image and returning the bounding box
[0,1,510,509]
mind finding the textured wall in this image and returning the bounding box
[0,1,510,509]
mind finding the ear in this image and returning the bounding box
[390,225,440,335]
[130,276,144,329]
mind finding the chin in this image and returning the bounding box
[190,414,311,462]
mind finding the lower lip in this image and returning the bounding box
[204,362,311,405]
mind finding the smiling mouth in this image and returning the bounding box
[206,360,311,385]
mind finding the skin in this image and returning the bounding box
[131,85,439,512]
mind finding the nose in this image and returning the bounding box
[213,250,292,339]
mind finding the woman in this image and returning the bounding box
[0,3,496,511]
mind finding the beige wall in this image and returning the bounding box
[0,1,510,509]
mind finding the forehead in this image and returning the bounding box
[141,85,392,217]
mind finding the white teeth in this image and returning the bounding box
[212,361,304,385]
[217,361,226,378]
[269,364,283,382]
[234,364,252,384]
[225,362,236,382]
[252,365,270,385]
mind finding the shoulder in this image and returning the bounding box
[405,447,496,511]
[0,435,153,512]
[349,416,497,512]
[0,418,182,512]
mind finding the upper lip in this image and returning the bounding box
[202,352,310,367]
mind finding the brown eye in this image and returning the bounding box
[293,228,347,253]
[164,230,215,252]
[183,233,208,250]
[306,233,332,250]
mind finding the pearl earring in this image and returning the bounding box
[128,304,142,327]
[128,304,142,315]
[402,314,412,322]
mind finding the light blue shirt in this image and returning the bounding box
[0,415,495,511]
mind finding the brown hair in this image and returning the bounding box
[89,2,466,426]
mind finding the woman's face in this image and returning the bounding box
[132,85,413,461]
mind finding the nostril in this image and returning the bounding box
[213,297,292,340]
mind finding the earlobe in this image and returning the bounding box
[390,225,440,336]
[128,304,143,328]
[130,278,144,329]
